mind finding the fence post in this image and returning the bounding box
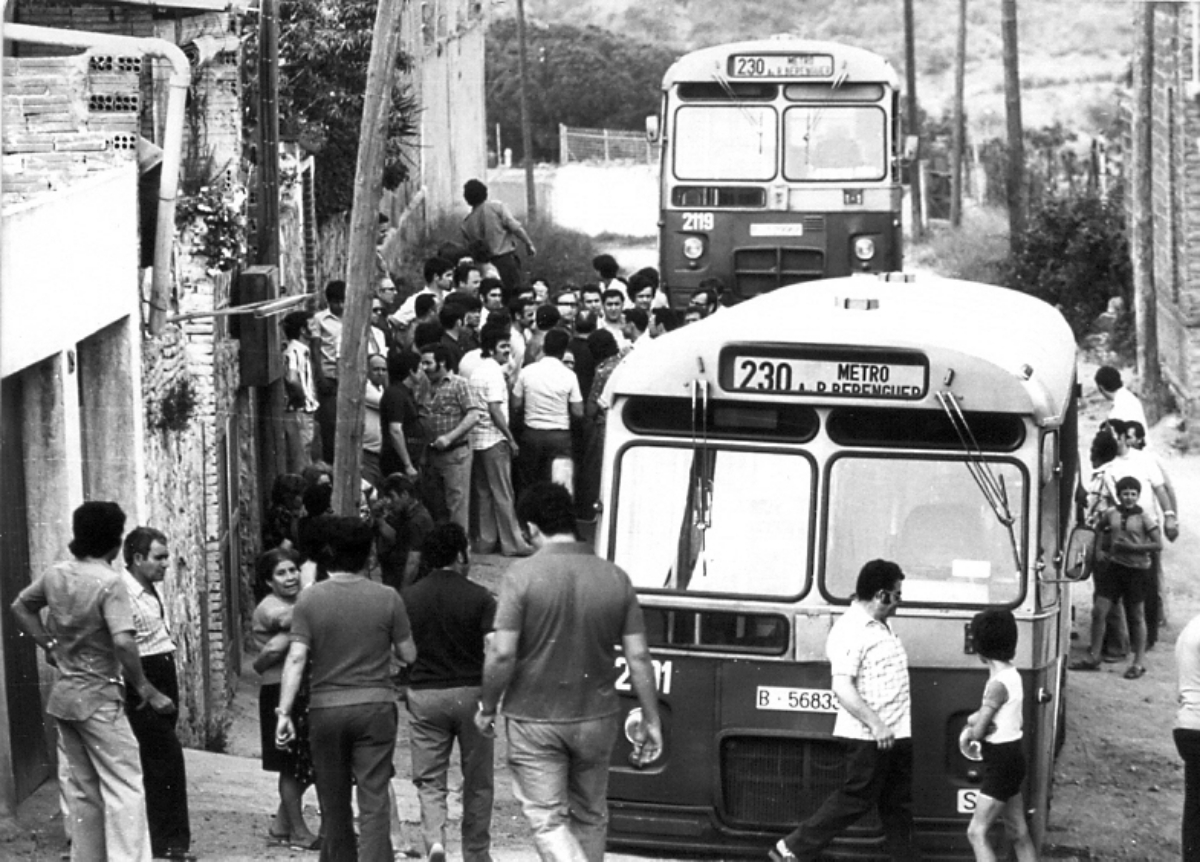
[603,128,610,163]
[560,123,567,164]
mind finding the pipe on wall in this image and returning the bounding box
[3,22,191,335]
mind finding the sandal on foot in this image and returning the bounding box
[288,836,322,852]
[1123,664,1146,680]
[267,831,290,845]
[1070,656,1102,671]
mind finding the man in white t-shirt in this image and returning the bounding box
[468,325,532,557]
[1096,365,1149,434]
[513,329,583,491]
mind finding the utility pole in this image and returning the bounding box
[332,0,404,515]
[1131,3,1160,417]
[903,0,923,240]
[257,0,285,492]
[950,0,967,227]
[1000,0,1026,249]
[516,0,537,220]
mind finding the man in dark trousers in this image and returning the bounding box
[121,527,194,860]
[403,523,498,862]
[461,178,536,294]
[276,517,418,861]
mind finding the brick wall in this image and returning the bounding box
[2,53,140,200]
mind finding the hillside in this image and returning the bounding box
[514,0,1132,141]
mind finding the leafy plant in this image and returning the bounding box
[1003,184,1131,341]
[244,0,421,225]
[176,181,248,275]
[486,19,675,162]
[153,376,199,434]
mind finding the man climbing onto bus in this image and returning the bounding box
[770,559,922,862]
[461,179,536,294]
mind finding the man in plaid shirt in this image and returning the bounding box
[771,559,921,862]
[419,343,480,531]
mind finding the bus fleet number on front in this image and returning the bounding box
[682,212,715,231]
[614,657,673,695]
[739,358,794,392]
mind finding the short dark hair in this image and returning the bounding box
[507,296,529,319]
[543,328,570,358]
[623,307,649,333]
[854,559,904,601]
[445,291,482,313]
[1089,429,1118,469]
[535,304,561,331]
[69,501,126,559]
[282,310,312,341]
[601,287,626,304]
[420,343,454,372]
[324,516,375,573]
[972,609,1017,661]
[438,304,466,330]
[1094,366,1123,392]
[517,482,578,538]
[587,328,619,362]
[381,473,417,499]
[1115,475,1142,495]
[463,179,489,206]
[480,277,505,299]
[627,271,653,296]
[387,348,421,383]
[414,293,439,319]
[1107,418,1130,438]
[424,257,453,283]
[652,307,680,333]
[324,280,347,304]
[122,526,168,567]
[257,546,301,593]
[1126,420,1146,442]
[422,522,469,570]
[632,266,660,289]
[413,320,446,351]
[302,482,333,518]
[574,309,598,335]
[480,323,511,357]
[580,284,602,301]
[592,253,619,279]
[454,262,480,286]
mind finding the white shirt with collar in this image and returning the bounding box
[515,356,582,431]
[120,569,176,657]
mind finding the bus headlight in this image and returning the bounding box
[854,237,877,261]
[682,236,705,260]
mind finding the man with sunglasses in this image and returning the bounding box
[770,559,921,862]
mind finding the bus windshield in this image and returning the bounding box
[674,106,778,181]
[612,445,812,597]
[783,106,886,181]
[824,456,1026,605]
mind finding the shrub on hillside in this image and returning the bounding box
[397,216,599,294]
[1003,185,1131,341]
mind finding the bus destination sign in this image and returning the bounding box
[729,53,834,79]
[725,351,928,399]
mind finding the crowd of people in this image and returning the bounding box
[278,178,728,571]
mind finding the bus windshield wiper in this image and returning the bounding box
[710,72,765,152]
[935,391,1023,572]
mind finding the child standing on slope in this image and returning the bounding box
[961,609,1038,862]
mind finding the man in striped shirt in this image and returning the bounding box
[771,560,920,862]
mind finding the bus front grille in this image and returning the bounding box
[720,736,880,829]
[733,248,825,297]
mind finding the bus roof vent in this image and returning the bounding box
[877,271,916,283]
[839,297,879,311]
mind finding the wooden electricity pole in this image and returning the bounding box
[516,0,537,221]
[950,0,967,227]
[904,0,923,240]
[1000,0,1026,249]
[1131,3,1160,415]
[332,0,404,515]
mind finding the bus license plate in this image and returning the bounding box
[957,789,979,813]
[756,686,838,713]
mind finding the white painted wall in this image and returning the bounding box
[1,165,140,378]
[487,163,659,238]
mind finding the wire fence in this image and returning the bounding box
[559,124,661,165]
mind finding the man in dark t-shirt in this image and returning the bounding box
[381,349,426,479]
[276,517,418,861]
[475,483,663,861]
[402,524,497,862]
[375,475,434,592]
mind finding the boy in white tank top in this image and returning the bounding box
[961,609,1039,862]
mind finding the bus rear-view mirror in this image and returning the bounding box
[646,115,660,143]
